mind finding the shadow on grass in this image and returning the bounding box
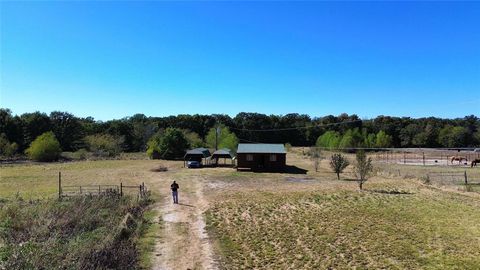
[368,189,414,195]
[341,178,360,182]
[284,165,308,175]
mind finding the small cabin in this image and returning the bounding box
[184,148,211,167]
[236,143,286,172]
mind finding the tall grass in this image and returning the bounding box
[0,196,152,269]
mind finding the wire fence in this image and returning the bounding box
[57,172,148,200]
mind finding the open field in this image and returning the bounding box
[1,149,480,269]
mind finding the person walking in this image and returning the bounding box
[171,181,179,204]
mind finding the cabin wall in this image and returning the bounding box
[237,153,286,171]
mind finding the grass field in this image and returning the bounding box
[1,150,480,269]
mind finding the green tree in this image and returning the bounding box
[339,128,363,149]
[0,133,18,158]
[375,130,393,148]
[364,133,376,148]
[146,128,189,159]
[316,131,341,149]
[183,130,204,148]
[206,126,239,151]
[438,126,469,147]
[84,134,124,157]
[353,150,373,190]
[25,131,62,161]
[329,153,350,180]
[50,111,83,151]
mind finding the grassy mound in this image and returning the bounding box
[0,196,151,269]
[206,189,480,269]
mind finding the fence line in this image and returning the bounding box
[58,172,148,199]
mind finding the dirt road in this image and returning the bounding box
[153,171,216,270]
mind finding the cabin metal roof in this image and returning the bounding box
[237,144,286,154]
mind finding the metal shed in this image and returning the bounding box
[211,148,235,166]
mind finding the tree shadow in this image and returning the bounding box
[368,189,414,195]
[341,178,359,182]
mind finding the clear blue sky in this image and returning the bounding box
[1,1,479,120]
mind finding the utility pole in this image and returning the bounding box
[215,126,221,150]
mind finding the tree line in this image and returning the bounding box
[0,108,478,159]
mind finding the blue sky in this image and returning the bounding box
[1,1,479,120]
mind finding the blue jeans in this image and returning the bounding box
[172,190,178,204]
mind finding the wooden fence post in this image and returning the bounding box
[120,182,123,197]
[58,172,62,199]
[403,152,406,164]
[464,171,468,185]
[98,185,101,195]
[423,152,425,166]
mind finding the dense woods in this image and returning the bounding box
[0,108,478,159]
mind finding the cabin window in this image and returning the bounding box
[246,154,254,161]
[269,154,277,162]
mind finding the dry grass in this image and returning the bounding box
[0,159,182,199]
[2,150,480,269]
[205,150,480,269]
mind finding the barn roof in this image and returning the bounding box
[237,144,286,154]
[184,148,211,157]
[212,148,234,158]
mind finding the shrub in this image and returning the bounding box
[72,148,89,160]
[329,153,349,179]
[25,131,62,161]
[353,150,373,190]
[285,143,292,152]
[84,134,124,157]
[146,128,189,159]
[0,133,18,158]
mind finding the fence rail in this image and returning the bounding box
[58,172,148,199]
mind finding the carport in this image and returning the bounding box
[184,148,211,167]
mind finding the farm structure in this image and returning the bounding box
[236,143,286,172]
[211,148,235,166]
[370,148,480,167]
[184,147,211,167]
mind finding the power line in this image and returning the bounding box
[230,119,362,132]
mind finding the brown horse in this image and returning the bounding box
[450,156,467,164]
[472,159,480,167]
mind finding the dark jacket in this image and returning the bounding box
[171,183,179,192]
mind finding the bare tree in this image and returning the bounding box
[354,150,373,190]
[310,147,322,172]
[329,153,349,180]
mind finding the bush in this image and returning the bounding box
[25,131,62,161]
[354,150,373,190]
[146,128,189,159]
[0,133,18,158]
[72,148,89,160]
[329,153,349,179]
[285,143,292,152]
[84,134,124,157]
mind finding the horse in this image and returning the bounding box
[472,159,480,167]
[450,156,467,164]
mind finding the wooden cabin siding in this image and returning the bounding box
[237,153,286,171]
